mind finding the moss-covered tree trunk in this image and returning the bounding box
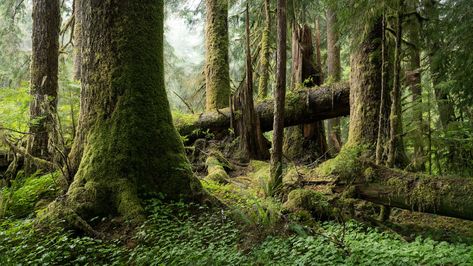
[205,0,230,111]
[176,84,349,139]
[346,19,383,152]
[269,0,287,193]
[26,0,60,171]
[284,24,327,163]
[57,0,204,222]
[67,0,91,180]
[326,8,342,155]
[257,0,271,99]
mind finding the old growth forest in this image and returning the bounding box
[0,0,473,264]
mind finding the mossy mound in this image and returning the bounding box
[205,156,230,184]
[0,172,60,218]
[283,189,334,220]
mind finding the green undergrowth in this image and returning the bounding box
[0,171,60,218]
[0,199,471,265]
[0,169,472,265]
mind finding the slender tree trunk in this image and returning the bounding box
[234,4,269,161]
[53,0,205,223]
[406,9,424,171]
[26,0,60,172]
[205,0,230,111]
[73,0,82,81]
[326,8,342,155]
[257,0,271,99]
[270,0,287,194]
[387,1,405,168]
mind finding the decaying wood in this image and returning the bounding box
[176,84,349,139]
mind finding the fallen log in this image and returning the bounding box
[174,83,349,138]
[325,156,473,221]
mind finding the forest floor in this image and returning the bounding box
[0,145,472,265]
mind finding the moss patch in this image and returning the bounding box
[283,189,333,220]
[0,172,60,218]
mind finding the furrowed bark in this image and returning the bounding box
[26,0,60,172]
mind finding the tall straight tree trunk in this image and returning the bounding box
[258,0,271,99]
[205,0,230,111]
[52,0,204,223]
[387,1,406,168]
[406,8,424,171]
[270,0,287,193]
[346,18,383,151]
[326,8,342,155]
[234,4,269,160]
[73,0,82,81]
[26,0,60,171]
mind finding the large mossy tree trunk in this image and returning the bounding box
[345,18,383,152]
[284,24,327,163]
[315,16,473,222]
[26,0,60,172]
[57,0,204,223]
[326,8,342,155]
[205,0,231,111]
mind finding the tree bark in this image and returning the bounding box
[175,84,349,140]
[269,0,287,193]
[73,0,82,81]
[55,0,205,223]
[405,5,424,171]
[257,0,271,99]
[387,2,408,169]
[26,0,60,172]
[326,8,342,155]
[346,18,383,152]
[333,161,473,221]
[284,24,327,163]
[234,4,269,160]
[205,0,231,111]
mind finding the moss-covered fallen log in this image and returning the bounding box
[317,151,473,221]
[174,83,349,138]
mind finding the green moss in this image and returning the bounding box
[283,189,333,220]
[0,172,60,218]
[316,146,363,180]
[172,111,199,130]
[48,1,205,224]
[205,156,230,184]
[205,0,230,111]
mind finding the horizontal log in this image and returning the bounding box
[174,83,350,138]
[334,161,473,221]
